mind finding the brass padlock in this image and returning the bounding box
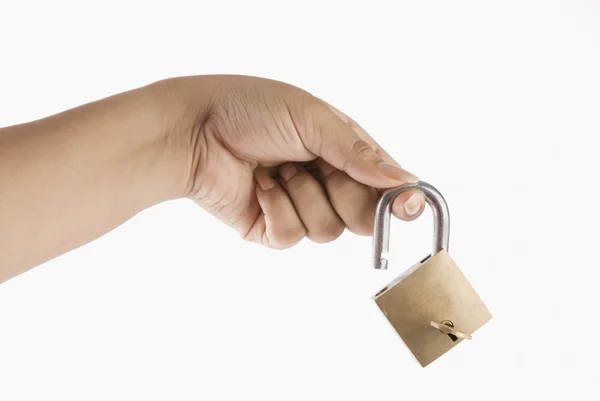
[372,181,492,367]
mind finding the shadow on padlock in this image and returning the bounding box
[372,181,492,367]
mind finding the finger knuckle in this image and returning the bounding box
[346,206,375,236]
[347,220,374,236]
[347,119,361,133]
[325,173,375,235]
[308,219,345,243]
[274,225,306,248]
[301,100,328,148]
[348,139,373,160]
[286,173,313,195]
[326,170,353,195]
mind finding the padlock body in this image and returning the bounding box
[374,250,492,367]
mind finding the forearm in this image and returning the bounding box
[0,81,190,282]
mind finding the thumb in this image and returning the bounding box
[303,102,419,188]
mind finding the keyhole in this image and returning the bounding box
[440,320,458,342]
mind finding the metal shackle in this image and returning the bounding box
[372,181,450,270]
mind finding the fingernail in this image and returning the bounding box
[256,174,276,191]
[279,164,298,181]
[404,193,423,216]
[378,162,419,183]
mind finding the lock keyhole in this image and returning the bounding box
[439,320,458,342]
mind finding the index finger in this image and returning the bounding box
[321,101,426,221]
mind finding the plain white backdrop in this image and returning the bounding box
[1,0,599,400]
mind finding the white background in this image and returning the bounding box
[1,1,599,400]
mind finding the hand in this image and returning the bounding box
[0,75,426,279]
[164,75,426,249]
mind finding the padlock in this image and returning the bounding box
[372,181,492,367]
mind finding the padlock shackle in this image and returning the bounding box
[372,181,450,270]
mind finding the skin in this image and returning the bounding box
[0,75,425,284]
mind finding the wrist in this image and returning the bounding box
[147,76,215,200]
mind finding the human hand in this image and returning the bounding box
[162,75,425,248]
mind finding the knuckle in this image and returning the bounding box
[302,100,328,146]
[286,173,313,195]
[308,219,345,243]
[345,202,376,236]
[348,139,373,160]
[347,119,361,133]
[347,219,374,236]
[324,173,375,235]
[341,139,374,174]
[303,99,324,120]
[326,170,353,195]
[274,225,306,248]
[270,242,291,251]
[351,207,376,235]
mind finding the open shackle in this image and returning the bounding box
[372,181,450,270]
